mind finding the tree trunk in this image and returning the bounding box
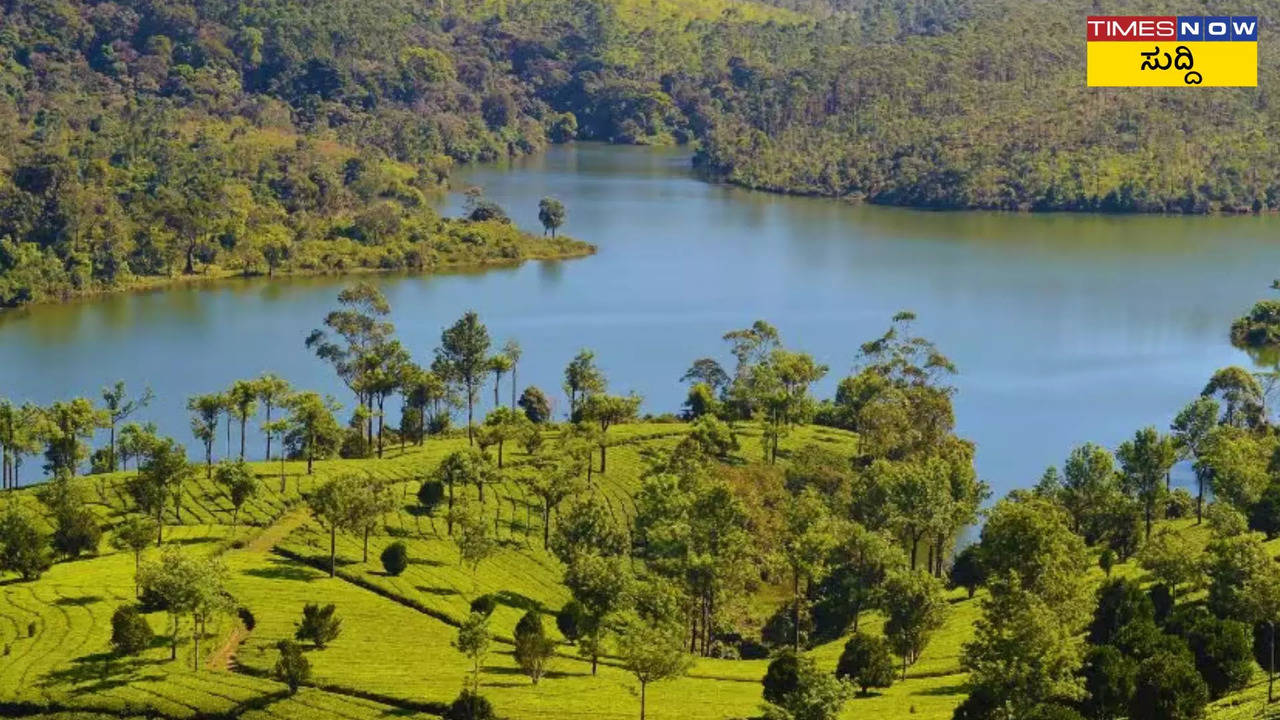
[171,615,179,660]
[640,681,647,720]
[239,418,247,459]
[1270,621,1276,703]
[467,383,475,446]
[511,367,517,409]
[792,570,801,651]
[265,404,273,461]
[109,424,117,472]
[599,443,607,473]
[377,397,385,458]
[543,503,551,548]
[363,528,369,563]
[329,527,337,578]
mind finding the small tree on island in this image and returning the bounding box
[538,197,566,237]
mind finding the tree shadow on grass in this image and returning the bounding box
[912,683,967,697]
[38,651,170,695]
[417,586,459,597]
[494,590,542,612]
[243,558,325,582]
[54,595,103,606]
[407,558,445,567]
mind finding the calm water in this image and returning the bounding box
[1,143,1277,494]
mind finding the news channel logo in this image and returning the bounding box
[1086,16,1257,87]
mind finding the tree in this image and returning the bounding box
[137,546,231,665]
[214,460,258,531]
[1243,547,1280,702]
[1080,645,1137,720]
[538,197,566,236]
[306,283,396,447]
[836,633,895,695]
[0,504,52,581]
[1171,396,1220,521]
[451,497,496,581]
[518,386,551,423]
[977,499,1090,620]
[1129,651,1209,720]
[42,398,108,476]
[255,373,292,461]
[488,354,512,410]
[37,474,101,559]
[580,393,641,472]
[563,350,606,420]
[296,603,342,648]
[564,553,631,675]
[118,422,160,471]
[274,639,310,694]
[101,381,153,472]
[746,350,827,463]
[112,516,157,595]
[1136,527,1200,599]
[434,449,495,532]
[1250,482,1280,538]
[681,358,731,395]
[1058,442,1120,542]
[552,494,627,564]
[187,393,224,478]
[445,691,495,720]
[619,618,692,720]
[882,569,948,679]
[502,339,522,409]
[761,651,852,720]
[1201,366,1265,429]
[513,610,557,684]
[129,437,190,545]
[1205,531,1274,622]
[455,611,491,695]
[309,475,365,577]
[225,380,258,460]
[1088,578,1155,647]
[110,605,154,656]
[779,488,838,649]
[557,600,587,643]
[480,407,526,468]
[949,544,986,599]
[1195,424,1272,510]
[381,541,409,576]
[1116,427,1177,540]
[961,574,1087,714]
[435,311,491,445]
[812,523,904,635]
[1182,615,1253,699]
[0,402,42,489]
[285,392,342,474]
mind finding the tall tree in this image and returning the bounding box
[579,393,641,472]
[780,488,838,650]
[225,380,259,460]
[563,350,606,420]
[129,437,191,545]
[285,392,342,475]
[502,339,522,409]
[214,459,258,531]
[435,311,491,445]
[187,393,224,478]
[42,398,108,477]
[882,569,948,680]
[619,618,692,720]
[306,283,396,445]
[255,374,292,461]
[1116,427,1177,539]
[100,381,153,473]
[488,353,513,409]
[308,475,364,577]
[537,196,566,236]
[1201,366,1266,429]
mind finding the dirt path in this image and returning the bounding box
[206,507,311,671]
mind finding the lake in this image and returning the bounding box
[1,143,1277,495]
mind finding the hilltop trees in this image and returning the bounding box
[187,393,224,478]
[579,393,641,472]
[563,350,606,420]
[1116,427,1177,539]
[100,382,153,473]
[128,438,191,545]
[214,460,258,531]
[138,546,231,666]
[0,504,52,581]
[285,392,342,474]
[513,611,556,685]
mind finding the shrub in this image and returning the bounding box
[110,605,154,656]
[445,689,495,720]
[513,610,556,684]
[1080,645,1137,720]
[762,600,812,648]
[470,594,496,617]
[557,599,586,642]
[1088,578,1154,646]
[1249,482,1280,539]
[295,603,342,648]
[949,544,986,598]
[1148,584,1174,625]
[1181,615,1254,698]
[1165,488,1195,519]
[380,541,409,576]
[418,481,445,516]
[762,651,851,720]
[274,639,310,694]
[1129,651,1209,720]
[835,633,895,695]
[763,651,801,707]
[1098,548,1115,576]
[518,386,551,423]
[1205,502,1248,537]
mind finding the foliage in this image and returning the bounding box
[836,633,895,695]
[380,541,409,576]
[0,504,52,581]
[512,610,556,684]
[274,639,311,695]
[761,650,851,720]
[109,605,154,656]
[1129,651,1209,720]
[296,603,342,649]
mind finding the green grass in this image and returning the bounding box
[6,422,1277,720]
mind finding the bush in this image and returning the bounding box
[738,637,770,660]
[513,610,556,684]
[417,481,446,516]
[380,541,409,576]
[1024,705,1086,720]
[557,599,586,642]
[518,386,552,424]
[949,545,986,598]
[762,651,801,707]
[1181,615,1254,698]
[762,600,812,649]
[835,633,895,695]
[1098,548,1115,576]
[295,603,342,648]
[1129,651,1209,720]
[470,594,497,617]
[110,605,153,656]
[1088,578,1154,646]
[1165,488,1195,519]
[1080,645,1137,720]
[1113,619,1185,662]
[1249,482,1280,539]
[1206,502,1248,537]
[274,639,310,694]
[445,689,496,720]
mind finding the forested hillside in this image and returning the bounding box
[3,0,1278,308]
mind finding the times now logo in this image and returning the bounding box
[1086,16,1258,41]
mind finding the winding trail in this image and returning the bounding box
[206,507,311,671]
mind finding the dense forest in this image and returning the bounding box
[3,0,1279,307]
